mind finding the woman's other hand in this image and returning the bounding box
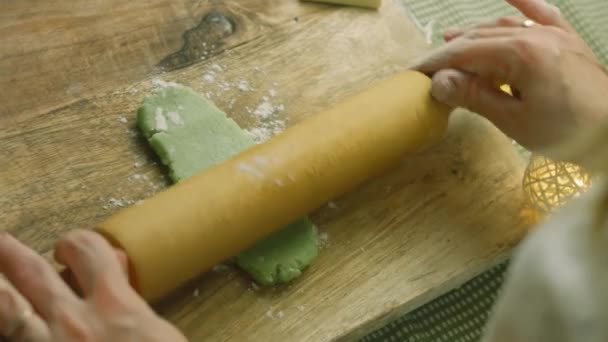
[411,0,608,153]
[0,230,188,342]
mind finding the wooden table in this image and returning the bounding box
[1,0,531,340]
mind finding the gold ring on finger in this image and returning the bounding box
[522,19,536,28]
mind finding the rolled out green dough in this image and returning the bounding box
[137,84,318,286]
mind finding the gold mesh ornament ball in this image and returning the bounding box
[522,155,592,213]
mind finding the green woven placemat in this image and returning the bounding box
[361,1,608,341]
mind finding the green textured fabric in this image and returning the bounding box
[362,1,608,341]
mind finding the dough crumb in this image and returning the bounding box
[276,311,285,319]
[117,115,128,124]
[297,305,305,312]
[328,201,338,209]
[193,288,200,297]
[251,282,260,291]
[269,88,278,97]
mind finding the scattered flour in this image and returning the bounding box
[266,309,284,320]
[236,80,252,92]
[253,155,269,166]
[129,174,144,181]
[109,197,125,207]
[151,78,180,90]
[193,288,200,297]
[253,101,276,119]
[318,232,330,247]
[167,111,184,125]
[327,201,338,209]
[297,305,305,312]
[245,93,287,143]
[228,98,237,109]
[202,73,215,83]
[218,81,231,91]
[104,197,137,210]
[237,162,265,179]
[126,128,139,138]
[154,108,168,131]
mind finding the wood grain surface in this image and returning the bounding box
[1,0,531,341]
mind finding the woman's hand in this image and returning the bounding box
[0,230,188,342]
[411,0,608,153]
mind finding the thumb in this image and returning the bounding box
[430,69,520,122]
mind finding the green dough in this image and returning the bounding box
[235,218,318,285]
[137,84,318,286]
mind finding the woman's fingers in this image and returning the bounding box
[0,234,77,320]
[444,16,524,42]
[0,276,50,341]
[54,230,131,298]
[60,246,130,297]
[411,36,520,83]
[506,0,575,32]
[430,69,520,120]
[461,27,526,41]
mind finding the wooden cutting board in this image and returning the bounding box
[0,0,531,341]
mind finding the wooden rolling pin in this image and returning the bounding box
[96,70,451,301]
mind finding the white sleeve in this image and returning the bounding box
[481,180,608,342]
